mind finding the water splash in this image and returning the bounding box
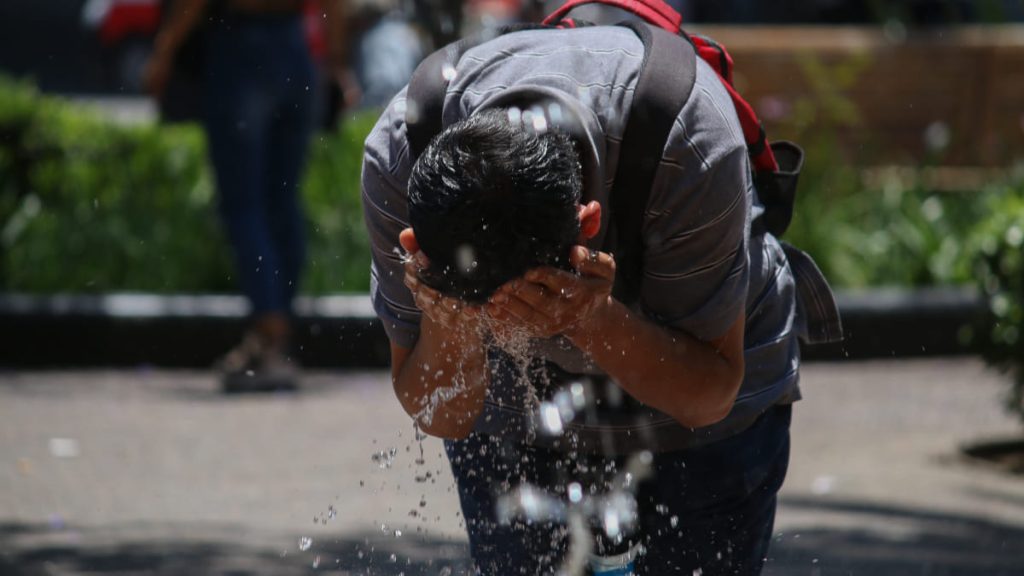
[441,63,458,82]
[455,244,478,276]
[298,536,313,551]
[495,451,654,575]
[371,448,398,469]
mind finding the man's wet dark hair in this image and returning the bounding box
[408,107,583,303]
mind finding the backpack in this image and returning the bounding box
[405,0,807,307]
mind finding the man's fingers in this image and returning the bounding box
[489,294,548,329]
[571,246,616,280]
[523,266,577,293]
[500,279,552,308]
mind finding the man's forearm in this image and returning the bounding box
[392,318,488,439]
[565,298,744,428]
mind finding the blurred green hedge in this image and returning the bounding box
[0,77,375,294]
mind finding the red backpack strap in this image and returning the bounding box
[545,1,779,174]
[542,0,682,32]
[690,33,777,173]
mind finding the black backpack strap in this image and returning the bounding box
[405,40,472,161]
[607,22,697,303]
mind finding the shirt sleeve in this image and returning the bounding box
[361,88,422,349]
[638,60,752,341]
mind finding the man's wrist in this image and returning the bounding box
[563,296,616,349]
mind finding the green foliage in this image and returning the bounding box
[0,76,377,294]
[786,167,986,288]
[0,77,233,293]
[302,114,379,293]
[968,176,1024,423]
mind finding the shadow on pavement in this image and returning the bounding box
[3,496,1023,575]
[0,522,471,575]
[766,496,1024,575]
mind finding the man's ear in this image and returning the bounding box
[399,228,420,253]
[577,201,602,242]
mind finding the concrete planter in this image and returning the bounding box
[0,287,983,368]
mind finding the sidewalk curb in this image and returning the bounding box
[0,288,983,368]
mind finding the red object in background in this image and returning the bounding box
[93,0,324,55]
[545,0,779,173]
[303,0,327,60]
[96,0,162,46]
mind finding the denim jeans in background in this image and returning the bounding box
[446,404,792,575]
[203,15,315,315]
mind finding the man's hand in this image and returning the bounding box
[485,245,615,339]
[403,250,485,335]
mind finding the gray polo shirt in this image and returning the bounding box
[361,25,839,452]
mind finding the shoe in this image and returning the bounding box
[217,332,300,393]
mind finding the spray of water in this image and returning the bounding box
[495,446,654,576]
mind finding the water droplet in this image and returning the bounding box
[531,110,549,133]
[371,448,398,469]
[389,553,398,563]
[603,507,621,539]
[547,103,564,126]
[670,515,679,528]
[538,402,564,435]
[456,244,476,276]
[298,536,313,551]
[441,64,457,81]
[312,555,320,569]
[567,482,583,503]
[404,99,420,124]
[924,121,951,153]
[394,529,403,537]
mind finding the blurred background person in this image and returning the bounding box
[144,0,354,392]
[349,0,426,108]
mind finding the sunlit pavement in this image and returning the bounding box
[1,358,1022,575]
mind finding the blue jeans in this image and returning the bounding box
[445,404,792,575]
[203,15,315,315]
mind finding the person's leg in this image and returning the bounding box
[445,433,570,575]
[635,404,792,575]
[204,24,297,385]
[263,19,315,318]
[204,38,280,319]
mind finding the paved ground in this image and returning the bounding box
[2,358,1023,575]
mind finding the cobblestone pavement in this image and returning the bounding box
[1,358,1022,575]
